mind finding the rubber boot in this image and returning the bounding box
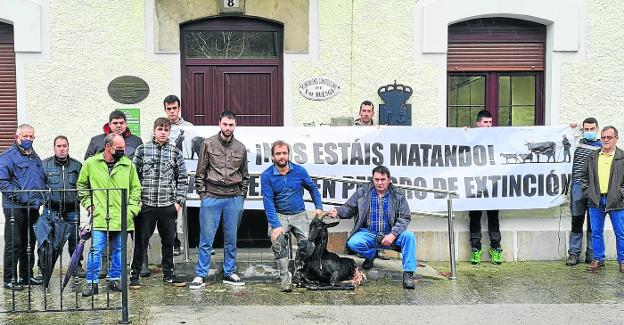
[276,258,292,292]
[140,251,151,277]
[292,240,313,287]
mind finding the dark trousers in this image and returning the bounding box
[571,213,592,233]
[469,210,501,250]
[131,205,177,277]
[3,208,39,283]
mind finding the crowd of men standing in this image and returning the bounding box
[1,97,623,295]
[0,95,191,294]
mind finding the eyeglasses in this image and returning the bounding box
[601,136,616,141]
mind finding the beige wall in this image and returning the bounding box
[25,0,170,161]
[291,0,439,126]
[559,0,624,126]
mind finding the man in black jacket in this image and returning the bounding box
[42,136,83,274]
[84,110,143,160]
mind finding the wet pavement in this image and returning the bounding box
[1,260,624,324]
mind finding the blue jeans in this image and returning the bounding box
[347,228,417,272]
[86,230,122,283]
[589,196,624,264]
[195,196,244,278]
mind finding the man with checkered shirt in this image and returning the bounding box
[129,117,188,289]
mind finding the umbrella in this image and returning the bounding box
[61,223,91,292]
[33,209,72,288]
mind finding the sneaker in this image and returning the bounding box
[163,274,186,287]
[188,276,205,290]
[361,258,374,270]
[223,273,245,286]
[402,271,415,289]
[470,248,483,265]
[108,280,122,292]
[489,248,503,265]
[566,254,580,266]
[3,282,25,291]
[211,249,216,256]
[173,247,181,256]
[129,277,141,290]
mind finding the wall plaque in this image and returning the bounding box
[299,77,340,101]
[108,76,149,104]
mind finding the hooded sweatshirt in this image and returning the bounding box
[84,123,143,160]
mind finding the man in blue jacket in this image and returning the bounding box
[261,140,323,292]
[0,124,46,290]
[328,165,416,289]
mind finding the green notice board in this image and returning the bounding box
[119,108,140,136]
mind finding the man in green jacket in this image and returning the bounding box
[77,133,141,296]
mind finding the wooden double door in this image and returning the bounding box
[181,17,283,126]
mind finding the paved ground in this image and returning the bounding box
[2,260,624,324]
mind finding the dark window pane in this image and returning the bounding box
[449,88,457,105]
[498,105,535,126]
[471,77,485,105]
[511,76,535,105]
[511,105,535,126]
[498,106,511,126]
[499,76,510,106]
[185,31,278,59]
[449,107,457,126]
[447,76,485,127]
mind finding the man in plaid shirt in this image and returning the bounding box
[129,118,188,289]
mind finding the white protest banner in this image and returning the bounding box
[178,125,575,212]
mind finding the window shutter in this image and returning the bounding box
[448,42,545,71]
[448,18,546,72]
[0,24,16,152]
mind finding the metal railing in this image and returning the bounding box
[0,188,130,324]
[182,172,459,280]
